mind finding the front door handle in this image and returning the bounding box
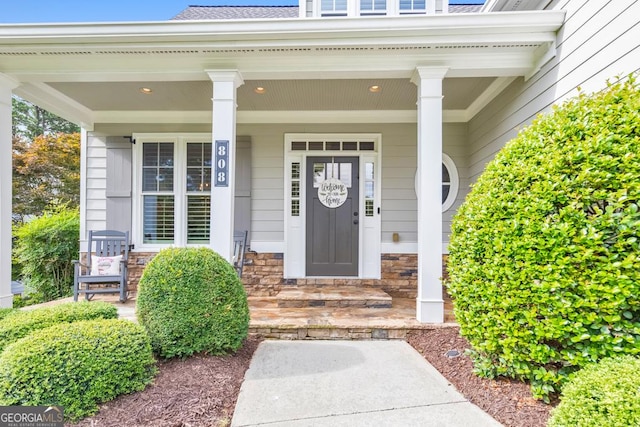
[353,219,359,225]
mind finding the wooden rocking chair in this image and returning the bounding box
[73,230,130,303]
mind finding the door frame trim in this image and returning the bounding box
[283,133,382,279]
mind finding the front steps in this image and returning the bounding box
[248,287,450,340]
[276,286,393,309]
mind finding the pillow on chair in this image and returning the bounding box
[90,255,123,276]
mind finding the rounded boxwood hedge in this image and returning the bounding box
[447,76,640,400]
[0,301,117,354]
[548,356,640,427]
[0,319,157,421]
[136,247,249,358]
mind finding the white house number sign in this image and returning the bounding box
[214,140,229,187]
[318,178,348,208]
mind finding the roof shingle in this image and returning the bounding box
[172,4,483,20]
[173,6,299,20]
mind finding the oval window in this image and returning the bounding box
[414,154,459,212]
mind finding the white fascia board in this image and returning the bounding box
[0,11,565,48]
[4,49,536,84]
[14,82,94,130]
[525,40,556,81]
[11,71,209,83]
[95,110,418,124]
[94,109,474,124]
[465,76,518,120]
[238,110,418,124]
[96,110,211,124]
[0,73,19,89]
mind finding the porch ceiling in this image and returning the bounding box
[47,77,495,112]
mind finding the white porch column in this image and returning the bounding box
[207,70,244,261]
[411,67,448,323]
[0,74,18,308]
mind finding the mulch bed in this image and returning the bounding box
[68,336,261,427]
[67,329,554,427]
[407,327,556,427]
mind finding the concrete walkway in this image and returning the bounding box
[232,341,502,427]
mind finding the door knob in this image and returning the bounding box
[353,219,359,225]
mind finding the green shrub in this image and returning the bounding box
[548,356,640,427]
[447,75,640,401]
[12,293,42,308]
[14,207,80,301]
[0,301,117,353]
[0,308,15,321]
[0,319,156,421]
[136,247,249,358]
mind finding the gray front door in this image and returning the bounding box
[306,157,359,276]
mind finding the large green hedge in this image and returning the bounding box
[0,308,15,321]
[447,75,640,400]
[0,319,156,421]
[14,207,80,301]
[0,301,117,353]
[136,247,250,358]
[548,356,640,427]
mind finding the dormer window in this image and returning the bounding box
[400,0,426,14]
[360,0,387,15]
[321,0,348,16]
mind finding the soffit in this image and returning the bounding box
[48,77,494,112]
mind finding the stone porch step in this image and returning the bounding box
[276,286,393,309]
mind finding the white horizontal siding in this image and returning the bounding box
[469,0,640,180]
[85,134,107,234]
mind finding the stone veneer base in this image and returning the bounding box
[123,251,449,301]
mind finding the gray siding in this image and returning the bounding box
[238,122,465,246]
[88,120,464,249]
[469,0,640,181]
[85,134,108,235]
[235,137,252,242]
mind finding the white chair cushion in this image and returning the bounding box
[90,255,122,276]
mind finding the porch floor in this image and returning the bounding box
[24,291,456,340]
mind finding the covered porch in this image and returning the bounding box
[0,11,565,322]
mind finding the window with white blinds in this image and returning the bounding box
[360,0,386,15]
[186,143,212,244]
[142,143,175,244]
[321,0,347,16]
[137,136,213,247]
[399,0,426,13]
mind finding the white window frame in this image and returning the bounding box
[442,153,459,212]
[413,152,459,212]
[132,133,212,251]
[399,0,427,14]
[360,0,388,15]
[319,0,349,16]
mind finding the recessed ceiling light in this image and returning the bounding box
[368,85,381,93]
[139,87,153,94]
[254,86,266,94]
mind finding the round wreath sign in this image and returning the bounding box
[318,178,348,208]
